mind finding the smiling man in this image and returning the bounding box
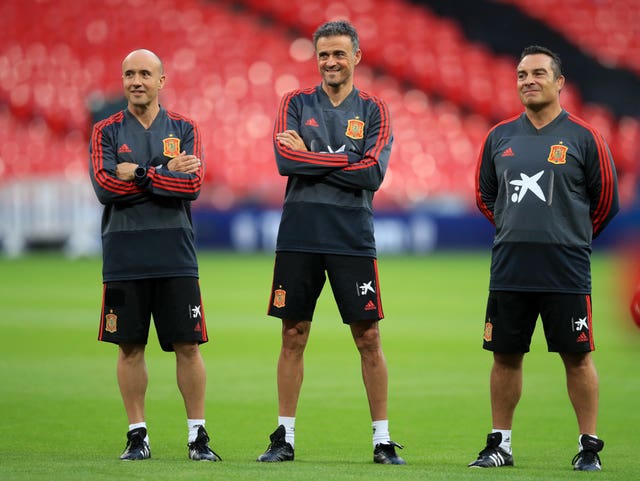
[89,49,221,462]
[122,49,165,112]
[470,45,619,471]
[256,21,405,465]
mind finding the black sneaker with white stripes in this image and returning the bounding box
[468,432,513,468]
[572,435,604,471]
[256,425,294,462]
[188,425,222,461]
[120,427,151,460]
[373,441,406,465]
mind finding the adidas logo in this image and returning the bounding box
[364,300,377,311]
[194,322,202,332]
[501,147,514,157]
[305,118,319,127]
[576,332,589,343]
[118,144,132,153]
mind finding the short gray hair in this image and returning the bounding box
[312,20,359,53]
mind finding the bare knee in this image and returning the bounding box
[281,320,310,355]
[351,322,382,354]
[493,352,524,370]
[119,344,145,363]
[561,352,595,374]
[173,342,200,359]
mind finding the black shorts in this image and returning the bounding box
[99,277,208,352]
[267,252,384,323]
[482,291,594,353]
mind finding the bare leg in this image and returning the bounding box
[174,342,207,419]
[560,352,598,434]
[350,320,388,421]
[117,344,147,424]
[277,319,311,417]
[490,352,524,429]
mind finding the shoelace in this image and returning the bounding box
[478,446,498,456]
[267,440,288,452]
[377,441,405,457]
[572,450,601,466]
[190,439,222,460]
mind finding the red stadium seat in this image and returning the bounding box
[497,0,640,76]
[2,0,635,209]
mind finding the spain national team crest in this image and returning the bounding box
[547,144,568,164]
[105,310,118,333]
[162,136,181,158]
[273,288,286,308]
[345,118,365,140]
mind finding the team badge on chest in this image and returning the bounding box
[547,144,568,164]
[162,136,181,158]
[345,118,365,139]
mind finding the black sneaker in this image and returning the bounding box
[120,427,151,460]
[468,432,513,468]
[373,441,406,464]
[572,435,604,471]
[188,425,222,461]
[256,425,294,462]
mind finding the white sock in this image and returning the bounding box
[129,422,149,445]
[492,429,512,454]
[278,416,295,448]
[188,419,205,443]
[372,420,390,448]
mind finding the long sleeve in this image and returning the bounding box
[585,130,619,238]
[89,110,203,204]
[475,130,498,225]
[89,113,146,205]
[135,112,204,201]
[273,88,350,176]
[323,94,392,192]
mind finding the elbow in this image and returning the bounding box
[367,173,384,191]
[277,164,292,176]
[94,191,113,205]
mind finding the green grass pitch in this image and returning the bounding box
[0,251,638,481]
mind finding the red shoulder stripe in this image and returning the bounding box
[568,114,614,233]
[344,92,390,171]
[275,88,349,166]
[90,112,142,195]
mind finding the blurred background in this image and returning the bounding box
[0,0,638,257]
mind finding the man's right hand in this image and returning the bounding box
[167,151,201,174]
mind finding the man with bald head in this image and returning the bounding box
[89,49,221,462]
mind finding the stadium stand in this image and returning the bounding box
[411,0,639,206]
[234,0,639,205]
[0,0,495,206]
[0,0,638,255]
[496,0,640,77]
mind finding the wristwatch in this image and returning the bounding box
[134,166,147,181]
